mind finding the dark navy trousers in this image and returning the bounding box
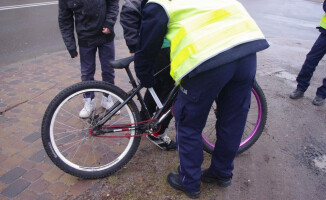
[296,33,326,98]
[173,54,257,192]
[79,41,115,98]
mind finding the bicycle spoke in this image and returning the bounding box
[55,120,80,131]
[70,137,87,165]
[61,106,89,127]
[53,127,90,136]
[87,136,98,166]
[59,137,87,152]
[89,93,98,126]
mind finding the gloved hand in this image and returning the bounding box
[138,74,155,88]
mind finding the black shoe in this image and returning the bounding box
[289,89,304,99]
[201,169,232,187]
[312,95,325,106]
[146,134,177,151]
[167,172,201,199]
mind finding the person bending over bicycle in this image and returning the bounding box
[120,0,176,150]
[134,0,269,198]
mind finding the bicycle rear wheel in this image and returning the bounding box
[41,81,141,179]
[202,81,267,154]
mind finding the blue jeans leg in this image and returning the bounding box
[297,33,326,93]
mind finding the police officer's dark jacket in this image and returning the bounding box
[58,0,119,57]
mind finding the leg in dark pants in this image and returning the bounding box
[79,46,97,99]
[209,71,254,179]
[98,41,115,84]
[297,33,326,98]
[79,42,115,99]
[316,77,326,98]
[141,48,174,134]
[173,54,256,192]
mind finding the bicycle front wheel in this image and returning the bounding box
[41,81,141,179]
[202,81,267,154]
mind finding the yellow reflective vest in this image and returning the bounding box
[320,14,326,29]
[147,0,266,83]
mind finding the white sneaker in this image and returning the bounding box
[101,95,120,114]
[79,98,95,118]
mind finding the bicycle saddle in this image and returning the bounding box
[109,56,134,69]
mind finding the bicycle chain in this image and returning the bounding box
[89,119,161,138]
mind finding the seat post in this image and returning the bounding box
[125,66,138,88]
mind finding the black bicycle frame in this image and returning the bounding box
[95,62,179,132]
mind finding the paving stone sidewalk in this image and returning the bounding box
[0,39,132,200]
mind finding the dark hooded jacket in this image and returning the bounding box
[120,0,145,53]
[58,0,119,57]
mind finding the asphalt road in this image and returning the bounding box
[0,0,124,67]
[0,0,323,68]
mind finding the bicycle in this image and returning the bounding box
[41,56,267,179]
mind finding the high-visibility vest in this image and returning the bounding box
[147,0,266,83]
[320,14,326,29]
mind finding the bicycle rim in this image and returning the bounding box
[49,88,136,172]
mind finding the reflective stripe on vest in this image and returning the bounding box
[147,0,266,83]
[320,14,326,29]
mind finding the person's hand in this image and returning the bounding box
[70,51,78,58]
[130,53,135,56]
[102,27,111,34]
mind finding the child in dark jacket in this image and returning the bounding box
[58,0,119,118]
